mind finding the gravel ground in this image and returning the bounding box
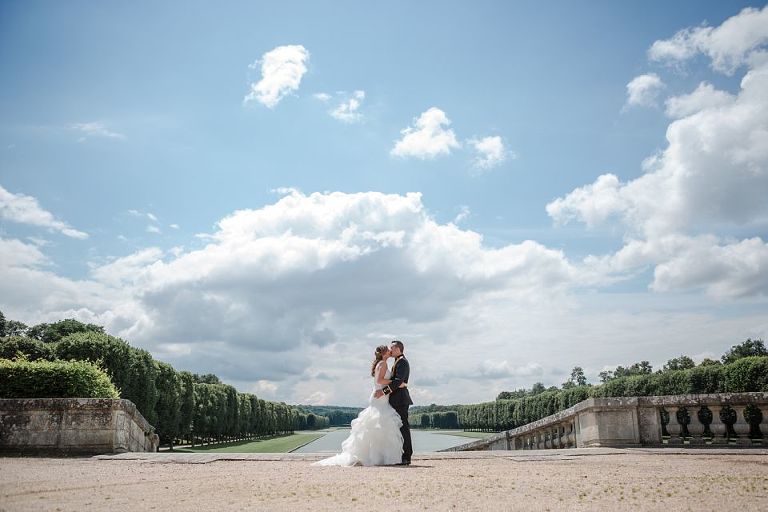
[1,450,767,511]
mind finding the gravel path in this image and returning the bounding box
[1,449,767,511]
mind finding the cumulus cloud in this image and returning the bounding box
[330,90,365,123]
[70,122,125,141]
[665,81,735,118]
[469,136,510,170]
[549,9,768,298]
[625,73,665,108]
[244,45,310,108]
[478,360,543,379]
[313,92,331,102]
[0,184,88,239]
[648,5,768,74]
[391,107,460,159]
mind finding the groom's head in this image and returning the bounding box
[390,340,404,357]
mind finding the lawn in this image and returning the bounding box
[174,433,325,453]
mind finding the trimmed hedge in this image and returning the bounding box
[0,336,56,361]
[0,358,119,399]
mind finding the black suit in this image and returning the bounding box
[383,355,413,462]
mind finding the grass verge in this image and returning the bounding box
[174,433,325,453]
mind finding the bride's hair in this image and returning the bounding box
[370,344,388,377]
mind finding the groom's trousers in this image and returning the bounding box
[394,404,413,462]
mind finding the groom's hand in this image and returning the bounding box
[374,390,384,399]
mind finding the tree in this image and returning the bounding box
[563,366,587,388]
[0,310,5,337]
[699,358,720,367]
[663,356,695,372]
[722,339,767,364]
[4,320,28,337]
[192,373,221,384]
[530,382,546,395]
[27,319,104,343]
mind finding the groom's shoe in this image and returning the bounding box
[399,459,411,466]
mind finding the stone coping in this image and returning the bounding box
[0,398,154,433]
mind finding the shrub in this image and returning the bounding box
[0,358,119,399]
[723,356,768,392]
[0,336,56,361]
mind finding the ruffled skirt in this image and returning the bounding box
[312,392,404,467]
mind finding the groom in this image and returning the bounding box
[375,340,413,465]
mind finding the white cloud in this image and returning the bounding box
[70,122,125,141]
[244,45,310,108]
[648,5,768,74]
[548,11,768,299]
[146,212,158,222]
[329,90,365,123]
[469,136,510,170]
[313,92,331,102]
[391,107,461,159]
[146,225,161,234]
[453,205,470,224]
[665,81,735,118]
[170,223,180,230]
[0,184,88,239]
[478,360,543,379]
[625,73,665,108]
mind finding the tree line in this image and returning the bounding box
[455,339,767,432]
[0,311,329,448]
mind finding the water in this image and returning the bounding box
[293,428,473,453]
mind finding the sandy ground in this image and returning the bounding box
[1,449,767,511]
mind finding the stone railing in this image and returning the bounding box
[443,392,768,451]
[0,398,159,455]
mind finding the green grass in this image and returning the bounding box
[174,433,324,453]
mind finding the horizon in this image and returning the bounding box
[2,1,767,408]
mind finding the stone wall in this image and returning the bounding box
[444,392,768,452]
[0,398,159,455]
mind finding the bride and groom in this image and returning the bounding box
[314,340,413,467]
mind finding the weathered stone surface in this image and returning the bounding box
[445,392,768,452]
[0,398,159,455]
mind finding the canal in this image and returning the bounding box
[293,428,475,453]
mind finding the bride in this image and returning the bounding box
[313,345,406,466]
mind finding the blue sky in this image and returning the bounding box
[1,1,767,406]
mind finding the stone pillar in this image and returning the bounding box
[709,405,728,445]
[759,405,768,440]
[665,406,683,446]
[687,407,706,446]
[731,405,752,447]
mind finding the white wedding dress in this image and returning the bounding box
[313,363,404,466]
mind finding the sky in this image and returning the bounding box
[1,1,767,407]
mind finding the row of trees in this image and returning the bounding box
[410,410,459,429]
[460,339,768,432]
[0,312,329,448]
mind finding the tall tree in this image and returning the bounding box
[722,339,767,364]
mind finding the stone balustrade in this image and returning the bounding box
[443,392,768,452]
[0,398,159,455]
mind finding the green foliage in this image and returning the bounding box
[599,361,653,382]
[0,336,56,361]
[298,405,363,425]
[3,320,28,337]
[722,356,768,392]
[192,373,221,384]
[460,357,768,431]
[0,357,119,399]
[722,339,767,364]
[55,331,159,425]
[154,361,183,446]
[27,319,104,343]
[663,355,695,372]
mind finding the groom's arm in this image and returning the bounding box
[383,359,410,395]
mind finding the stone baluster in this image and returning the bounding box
[708,405,728,445]
[731,405,752,446]
[565,421,576,448]
[687,406,706,446]
[552,426,561,449]
[665,406,683,445]
[759,405,768,442]
[543,429,552,449]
